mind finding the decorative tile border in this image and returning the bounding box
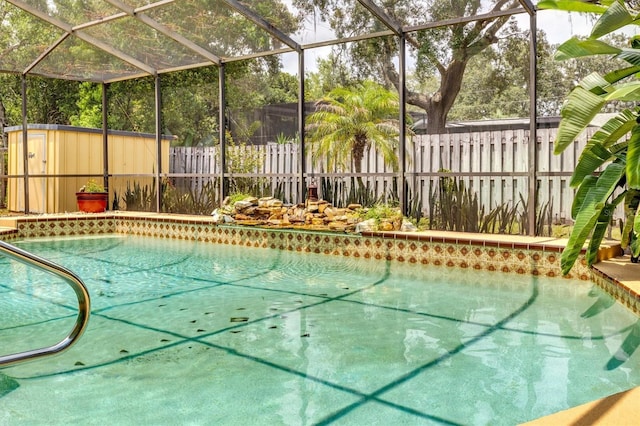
[591,267,640,315]
[0,213,595,280]
[0,228,18,243]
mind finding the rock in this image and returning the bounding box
[258,197,275,207]
[323,207,335,219]
[401,220,417,232]
[235,220,265,226]
[255,208,274,217]
[328,222,348,231]
[234,200,254,211]
[318,201,330,214]
[211,209,234,224]
[216,194,418,234]
[266,198,283,208]
[379,221,394,231]
[234,213,254,221]
[355,218,376,233]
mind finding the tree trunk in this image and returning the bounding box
[381,45,467,134]
[422,60,468,133]
[353,134,367,190]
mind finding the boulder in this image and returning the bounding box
[234,200,255,211]
[211,209,235,224]
[317,201,330,214]
[355,218,376,233]
[258,197,275,207]
[401,220,418,232]
[379,220,394,231]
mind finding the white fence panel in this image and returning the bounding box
[169,126,619,221]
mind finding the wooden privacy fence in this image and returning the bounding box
[169,126,602,221]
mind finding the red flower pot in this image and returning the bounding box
[76,192,108,213]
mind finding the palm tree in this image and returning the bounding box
[540,0,640,274]
[305,81,411,190]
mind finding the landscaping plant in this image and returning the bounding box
[540,0,640,274]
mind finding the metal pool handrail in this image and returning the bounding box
[0,240,91,367]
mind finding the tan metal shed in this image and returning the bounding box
[5,124,173,213]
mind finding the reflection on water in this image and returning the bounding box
[607,320,640,370]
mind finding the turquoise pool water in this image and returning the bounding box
[1,235,639,425]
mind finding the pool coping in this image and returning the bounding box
[1,211,639,424]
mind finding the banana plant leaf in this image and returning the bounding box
[604,81,640,101]
[572,175,597,219]
[555,87,607,154]
[555,38,620,61]
[555,77,640,156]
[616,49,640,67]
[570,111,636,187]
[621,189,640,247]
[561,161,626,275]
[634,214,640,256]
[537,0,608,13]
[628,127,640,188]
[590,0,636,39]
[586,202,618,266]
[603,65,640,85]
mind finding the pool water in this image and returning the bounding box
[1,235,639,425]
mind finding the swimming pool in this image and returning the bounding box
[1,235,639,425]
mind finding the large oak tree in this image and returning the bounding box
[295,0,523,132]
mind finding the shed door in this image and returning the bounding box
[16,133,47,213]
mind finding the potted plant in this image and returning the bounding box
[76,179,108,213]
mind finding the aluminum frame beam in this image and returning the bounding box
[7,0,157,76]
[356,0,403,36]
[105,0,222,66]
[220,0,301,52]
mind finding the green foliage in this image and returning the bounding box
[295,0,519,131]
[81,179,106,193]
[428,177,483,232]
[427,174,551,235]
[541,0,640,274]
[226,137,266,195]
[320,176,397,208]
[518,194,554,237]
[162,180,220,215]
[306,81,406,174]
[358,204,402,223]
[228,192,254,205]
[122,181,156,212]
